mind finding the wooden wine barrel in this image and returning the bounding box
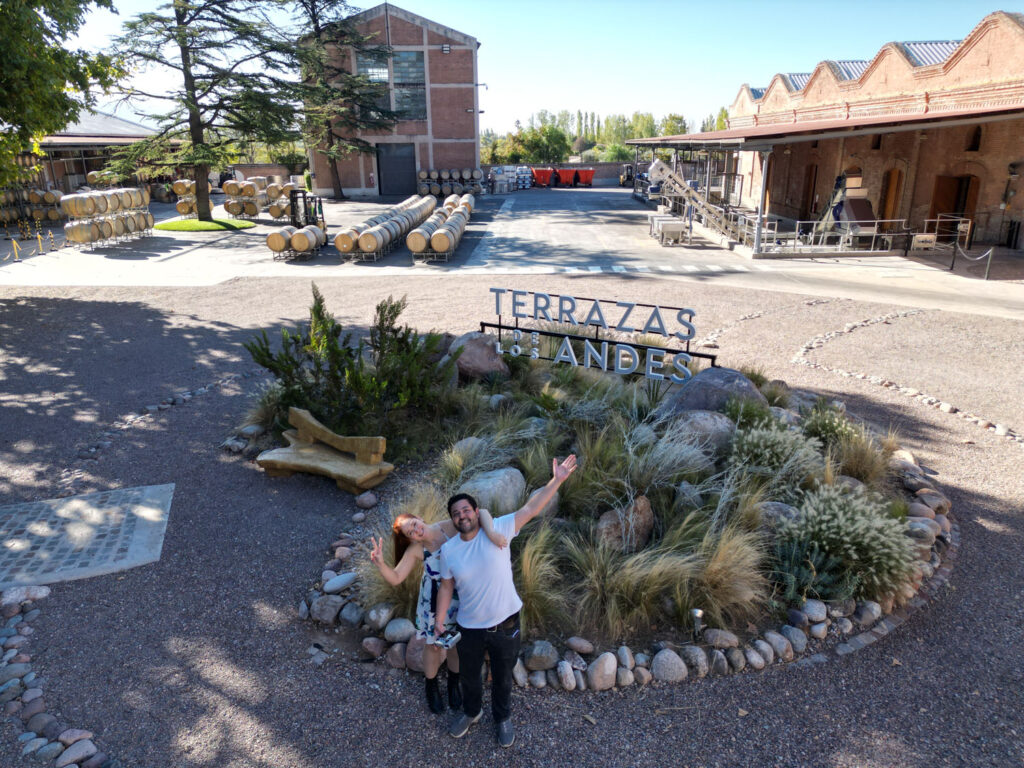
[268,203,285,219]
[428,169,438,180]
[28,190,43,205]
[451,183,463,195]
[60,195,77,216]
[81,195,97,216]
[439,169,450,180]
[266,183,282,200]
[281,182,297,195]
[358,226,389,253]
[86,171,101,185]
[112,216,125,236]
[142,187,151,206]
[146,212,155,229]
[430,227,458,253]
[242,200,259,216]
[134,212,147,231]
[417,182,430,196]
[223,180,240,196]
[290,226,319,252]
[46,208,61,222]
[98,219,113,240]
[43,190,59,205]
[130,188,144,208]
[472,168,483,180]
[427,183,440,196]
[459,194,475,213]
[471,182,483,195]
[440,183,452,196]
[459,168,471,181]
[417,170,428,180]
[267,226,297,252]
[175,200,193,216]
[30,207,44,220]
[241,181,258,197]
[116,189,131,209]
[172,179,189,195]
[225,200,243,216]
[124,214,138,233]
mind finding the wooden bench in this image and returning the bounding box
[256,408,394,494]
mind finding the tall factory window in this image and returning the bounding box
[393,51,426,120]
[356,53,391,113]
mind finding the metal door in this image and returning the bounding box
[376,143,417,196]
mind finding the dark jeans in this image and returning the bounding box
[457,613,521,722]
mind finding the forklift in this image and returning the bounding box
[618,164,634,187]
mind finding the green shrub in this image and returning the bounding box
[739,365,768,388]
[802,403,857,449]
[728,426,824,502]
[771,537,860,604]
[777,485,917,600]
[724,395,777,430]
[836,425,891,486]
[245,286,459,459]
[514,523,569,636]
[760,380,791,408]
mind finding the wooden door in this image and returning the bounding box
[800,164,818,219]
[878,168,903,230]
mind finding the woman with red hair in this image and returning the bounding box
[369,503,505,714]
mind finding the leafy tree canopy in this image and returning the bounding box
[0,0,121,186]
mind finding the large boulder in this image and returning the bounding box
[309,595,345,625]
[445,331,510,382]
[655,367,767,418]
[586,652,617,691]
[670,410,736,456]
[596,496,654,553]
[458,467,526,516]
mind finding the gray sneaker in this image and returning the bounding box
[448,710,481,739]
[496,718,515,748]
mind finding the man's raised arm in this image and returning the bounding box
[513,454,577,534]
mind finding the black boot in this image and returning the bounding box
[447,671,462,712]
[425,675,445,714]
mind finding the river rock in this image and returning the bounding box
[916,489,951,514]
[617,645,635,670]
[55,739,97,767]
[853,601,882,627]
[709,649,729,675]
[654,366,767,417]
[635,666,653,686]
[323,572,357,594]
[827,598,856,618]
[752,639,775,665]
[802,599,827,623]
[58,729,93,747]
[679,645,708,678]
[616,667,635,687]
[354,491,378,509]
[836,475,866,493]
[564,649,588,670]
[566,636,594,654]
[809,622,829,640]
[528,670,547,688]
[725,647,746,672]
[586,652,617,690]
[384,618,416,643]
[513,659,528,687]
[309,595,345,625]
[671,410,736,455]
[458,467,525,516]
[634,652,650,668]
[0,663,30,685]
[361,637,386,658]
[596,495,654,552]
[787,608,809,628]
[651,649,688,682]
[447,331,510,381]
[385,643,407,669]
[703,628,738,648]
[525,640,559,671]
[574,669,587,691]
[744,647,766,670]
[339,601,364,627]
[934,514,951,533]
[405,636,426,672]
[26,712,55,735]
[35,742,65,761]
[453,436,486,457]
[557,660,576,690]
[908,502,935,519]
[836,618,854,634]
[0,586,50,606]
[757,501,799,529]
[763,630,793,662]
[780,625,807,653]
[366,603,396,632]
[21,737,46,756]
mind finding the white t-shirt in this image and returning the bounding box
[439,513,522,628]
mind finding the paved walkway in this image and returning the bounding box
[0,189,1021,767]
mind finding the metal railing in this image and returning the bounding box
[755,219,912,255]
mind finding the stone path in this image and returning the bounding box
[0,485,173,590]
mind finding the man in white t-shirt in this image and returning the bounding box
[435,454,577,748]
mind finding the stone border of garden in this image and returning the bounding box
[297,445,959,693]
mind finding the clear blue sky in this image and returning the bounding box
[73,1,1013,135]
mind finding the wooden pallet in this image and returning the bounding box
[256,408,393,494]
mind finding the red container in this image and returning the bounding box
[576,168,595,186]
[532,168,552,186]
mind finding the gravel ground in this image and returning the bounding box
[1,273,1022,767]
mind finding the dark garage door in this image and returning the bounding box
[377,143,417,196]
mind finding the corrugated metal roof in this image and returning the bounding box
[782,73,812,92]
[830,60,869,80]
[54,111,156,138]
[749,87,766,100]
[897,40,961,67]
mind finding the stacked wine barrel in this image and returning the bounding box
[172,178,198,217]
[416,168,484,198]
[60,187,154,246]
[1,188,31,226]
[224,176,271,218]
[266,182,298,220]
[410,193,474,257]
[331,194,436,260]
[264,223,327,258]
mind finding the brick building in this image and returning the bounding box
[630,11,1024,252]
[309,3,480,198]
